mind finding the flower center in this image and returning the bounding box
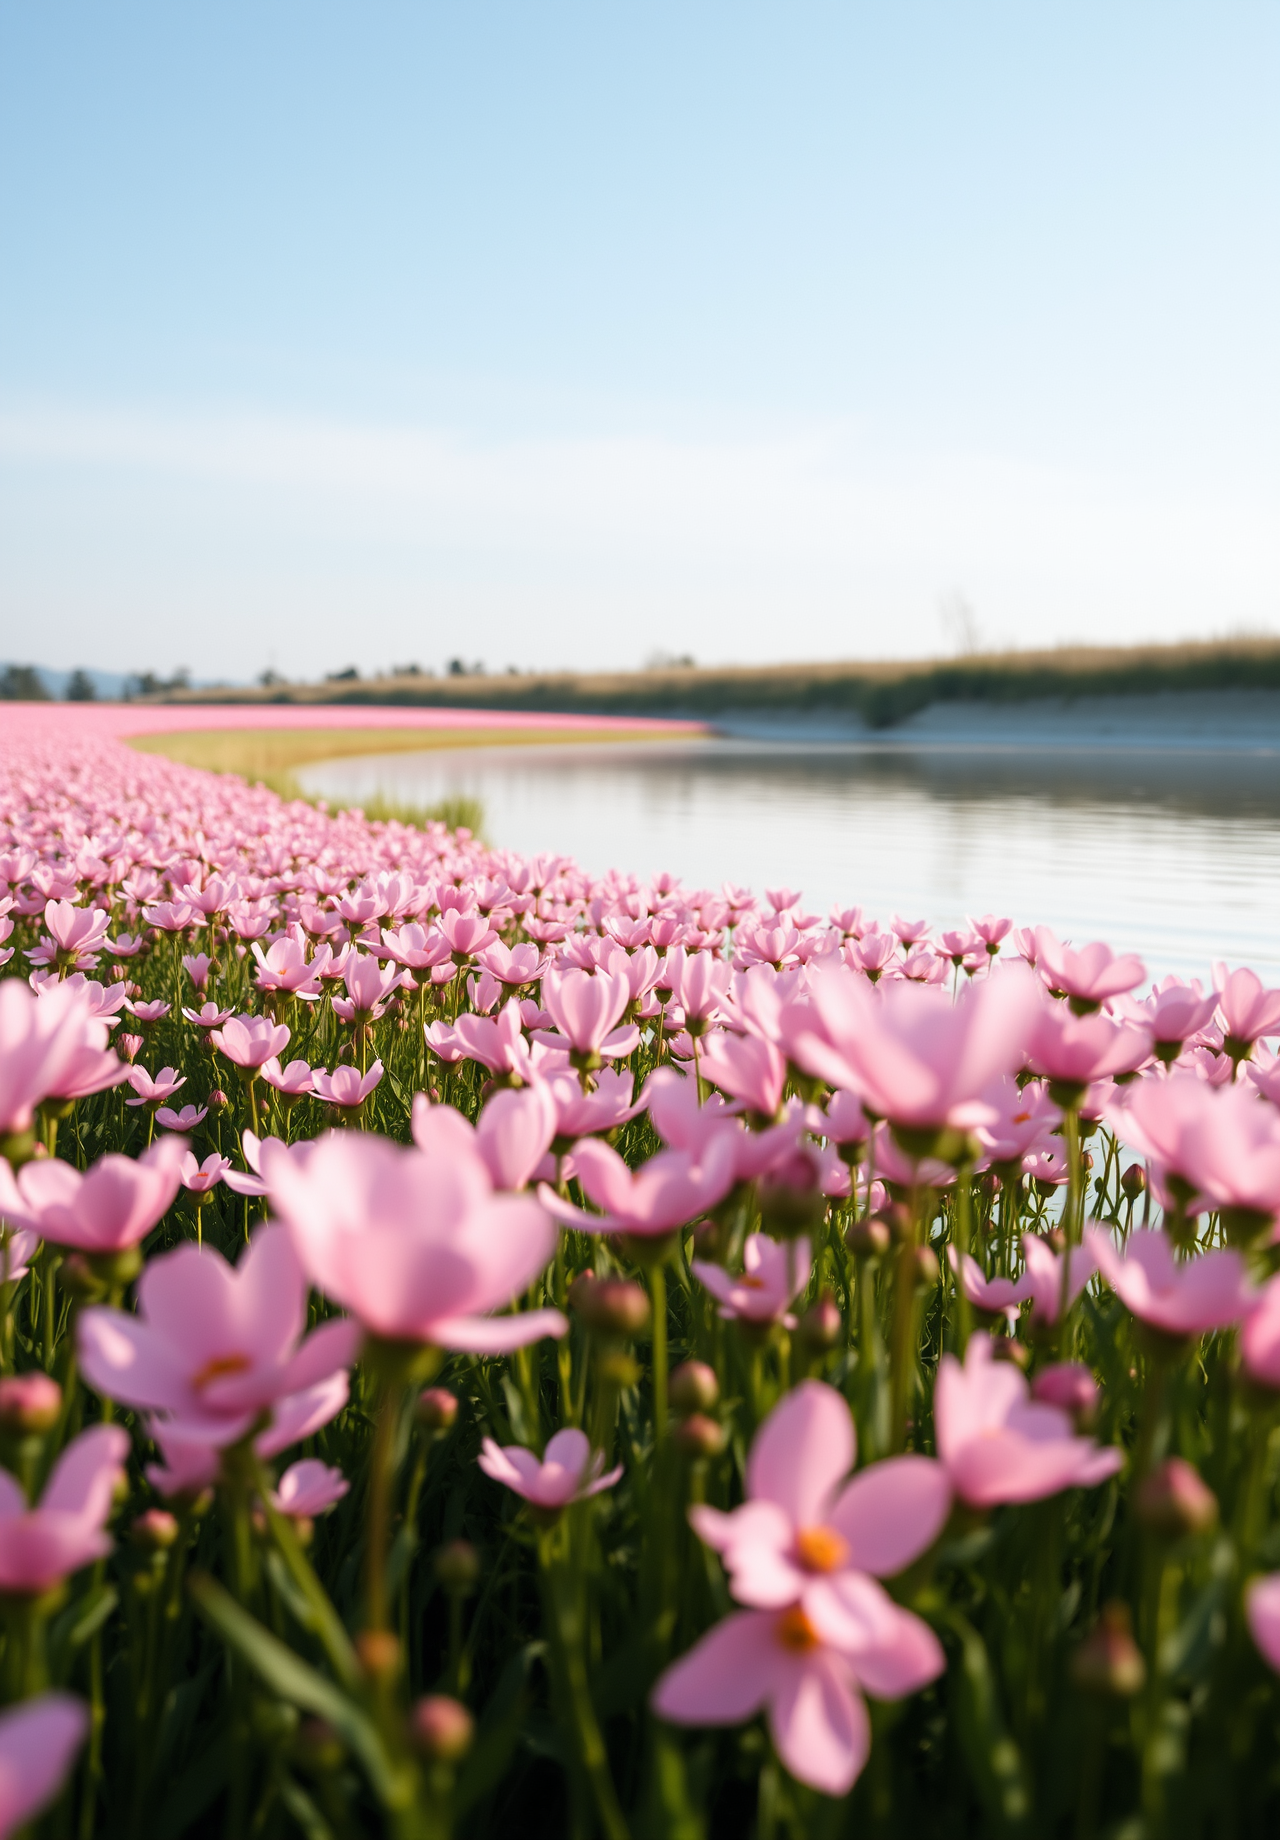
[738,1275,766,1289]
[794,1524,849,1573]
[776,1605,821,1652]
[191,1353,253,1391]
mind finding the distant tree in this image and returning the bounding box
[0,664,50,701]
[258,669,287,688]
[446,658,466,677]
[65,669,97,702]
[326,666,361,682]
[390,662,423,677]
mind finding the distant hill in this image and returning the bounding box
[145,637,1280,731]
[0,664,133,701]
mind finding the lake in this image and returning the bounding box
[298,694,1280,985]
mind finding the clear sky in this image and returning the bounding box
[1,4,1277,683]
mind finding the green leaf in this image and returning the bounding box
[187,1570,407,1810]
[453,1641,546,1818]
[48,1582,118,1676]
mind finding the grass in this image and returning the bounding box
[126,724,671,778]
[128,731,490,838]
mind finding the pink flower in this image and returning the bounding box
[2,1139,184,1253]
[311,1061,384,1109]
[1025,1006,1149,1094]
[541,1134,738,1237]
[1017,1233,1095,1327]
[265,1117,566,1352]
[77,1223,358,1447]
[693,1233,812,1325]
[948,1251,1022,1324]
[252,933,327,1001]
[426,999,533,1080]
[125,1064,187,1109]
[437,908,498,962]
[1085,1226,1253,1338]
[210,1014,291,1072]
[474,939,548,985]
[1245,1573,1280,1673]
[1111,1073,1280,1224]
[788,964,1041,1139]
[180,1151,232,1194]
[156,1103,209,1133]
[698,1031,787,1119]
[332,951,403,1024]
[1240,1275,1280,1389]
[470,1085,558,1191]
[127,999,171,1026]
[0,1693,90,1839]
[1129,978,1220,1060]
[36,899,110,968]
[479,1427,622,1510]
[545,1067,638,1140]
[663,946,732,1028]
[934,1335,1121,1506]
[654,1382,947,1795]
[182,1001,232,1031]
[0,979,122,1139]
[974,1074,1060,1166]
[270,1458,349,1519]
[1035,933,1145,1012]
[1214,964,1280,1051]
[0,1424,129,1592]
[1031,1362,1100,1425]
[259,1058,314,1098]
[538,967,638,1063]
[182,952,213,989]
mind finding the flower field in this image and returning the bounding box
[3,718,1280,1839]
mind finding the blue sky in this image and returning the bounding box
[1,4,1277,681]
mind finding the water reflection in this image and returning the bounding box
[299,738,1280,984]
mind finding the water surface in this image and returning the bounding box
[300,726,1280,984]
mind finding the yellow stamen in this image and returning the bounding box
[776,1605,821,1651]
[191,1353,252,1391]
[794,1525,849,1573]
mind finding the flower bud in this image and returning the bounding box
[208,1089,229,1110]
[797,1292,843,1353]
[416,1387,459,1432]
[846,1215,891,1259]
[57,1254,104,1302]
[1135,1458,1218,1540]
[914,1245,939,1289]
[0,1372,62,1435]
[1071,1602,1146,1697]
[991,1336,1031,1371]
[433,1539,481,1596]
[674,1413,726,1458]
[1121,1163,1147,1200]
[668,1360,718,1415]
[571,1276,651,1340]
[411,1694,475,1763]
[1031,1362,1098,1428]
[691,1216,731,1264]
[131,1508,180,1550]
[355,1629,400,1682]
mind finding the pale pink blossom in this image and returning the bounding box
[1035,933,1145,1011]
[538,966,638,1063]
[1,1138,184,1253]
[125,1064,186,1109]
[77,1224,358,1447]
[0,978,123,1138]
[1240,1275,1280,1389]
[1084,1226,1252,1338]
[788,963,1041,1136]
[311,1061,384,1110]
[265,1117,565,1351]
[179,1151,232,1194]
[479,1427,622,1510]
[270,1458,349,1519]
[541,1133,738,1237]
[934,1335,1121,1506]
[1025,1006,1149,1092]
[654,1382,947,1795]
[693,1233,812,1325]
[210,1014,291,1071]
[260,1058,315,1098]
[156,1103,209,1133]
[0,1693,90,1839]
[1214,964,1280,1051]
[698,1030,787,1119]
[1245,1573,1280,1673]
[0,1424,129,1592]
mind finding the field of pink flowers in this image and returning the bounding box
[2,718,1280,1839]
